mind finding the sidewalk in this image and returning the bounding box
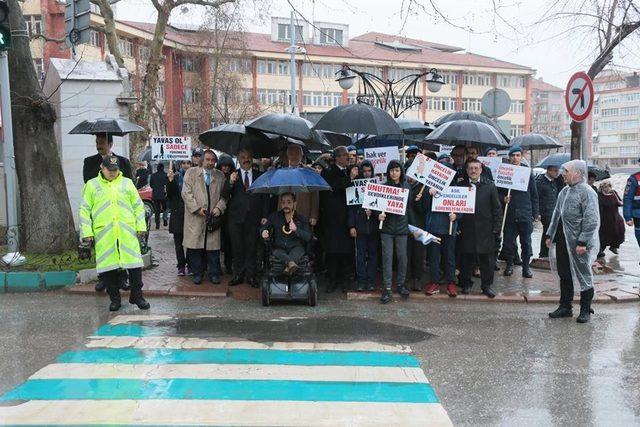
[68,224,640,303]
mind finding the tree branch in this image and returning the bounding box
[30,33,66,43]
[174,0,235,7]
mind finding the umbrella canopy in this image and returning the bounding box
[248,167,331,195]
[395,118,435,136]
[433,112,509,142]
[314,104,401,136]
[354,135,440,151]
[425,119,509,148]
[510,133,562,150]
[317,130,352,148]
[69,118,145,136]
[199,124,279,158]
[137,147,152,163]
[535,153,611,180]
[245,113,314,141]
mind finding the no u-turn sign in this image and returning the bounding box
[565,71,594,122]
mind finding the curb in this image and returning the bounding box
[2,270,77,293]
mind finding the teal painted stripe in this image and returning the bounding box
[57,348,419,368]
[0,378,439,403]
[94,324,171,337]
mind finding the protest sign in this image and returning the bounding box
[477,156,502,178]
[362,182,409,216]
[408,225,441,246]
[364,146,400,175]
[346,178,378,205]
[494,163,531,192]
[406,153,456,191]
[432,186,477,214]
[439,145,454,154]
[151,136,192,161]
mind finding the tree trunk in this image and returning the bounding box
[7,0,76,253]
[94,0,125,69]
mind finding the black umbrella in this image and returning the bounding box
[510,133,562,150]
[535,153,611,180]
[245,113,314,141]
[433,112,509,142]
[395,118,435,136]
[314,104,401,136]
[199,124,279,158]
[425,119,509,148]
[137,147,152,163]
[316,130,352,148]
[354,135,440,151]
[69,118,145,136]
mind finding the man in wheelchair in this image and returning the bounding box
[260,192,312,278]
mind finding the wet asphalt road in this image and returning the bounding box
[0,292,638,426]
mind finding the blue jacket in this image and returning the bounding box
[623,171,640,220]
[424,188,460,236]
[499,172,539,222]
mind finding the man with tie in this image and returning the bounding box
[226,148,269,287]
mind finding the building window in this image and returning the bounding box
[498,74,526,88]
[183,88,201,104]
[442,72,458,85]
[24,15,43,37]
[462,98,482,112]
[182,57,202,72]
[622,119,639,129]
[182,119,200,134]
[319,27,343,45]
[89,30,101,47]
[227,57,251,74]
[277,23,304,41]
[600,108,619,117]
[33,58,44,82]
[509,100,526,114]
[510,125,524,138]
[620,106,639,116]
[599,121,619,131]
[140,45,151,61]
[156,83,165,100]
[278,60,289,75]
[117,38,134,57]
[620,133,638,142]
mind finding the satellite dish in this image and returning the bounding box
[481,88,511,118]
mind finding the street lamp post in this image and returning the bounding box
[335,65,445,118]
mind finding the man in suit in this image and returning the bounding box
[227,148,269,287]
[83,133,133,183]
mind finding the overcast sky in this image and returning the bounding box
[116,0,640,88]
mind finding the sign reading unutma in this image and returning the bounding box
[406,153,456,192]
[362,182,409,216]
[432,186,476,214]
[151,136,192,161]
[346,178,378,206]
[494,163,530,192]
[364,146,400,175]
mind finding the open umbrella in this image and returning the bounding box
[510,133,562,150]
[199,124,279,158]
[317,130,352,148]
[137,147,152,163]
[246,113,314,141]
[314,104,401,136]
[69,118,145,136]
[433,112,509,142]
[395,118,436,137]
[354,135,440,151]
[425,119,509,148]
[536,153,611,180]
[248,167,331,195]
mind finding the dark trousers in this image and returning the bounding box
[187,248,220,280]
[556,230,574,307]
[104,268,143,303]
[539,216,551,258]
[272,246,306,276]
[228,221,258,280]
[407,237,425,282]
[153,199,167,227]
[504,221,533,264]
[355,234,378,285]
[634,218,640,248]
[326,252,351,289]
[460,252,495,290]
[221,223,233,273]
[428,234,456,284]
[173,233,187,269]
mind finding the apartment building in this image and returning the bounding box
[591,71,640,167]
[22,0,535,140]
[530,78,570,153]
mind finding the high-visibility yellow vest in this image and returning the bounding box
[79,172,147,273]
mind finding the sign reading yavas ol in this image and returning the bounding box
[151,136,192,161]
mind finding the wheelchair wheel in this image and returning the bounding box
[308,277,318,307]
[261,278,270,307]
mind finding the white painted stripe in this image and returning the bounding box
[108,315,173,325]
[0,400,453,426]
[86,336,412,353]
[30,363,429,384]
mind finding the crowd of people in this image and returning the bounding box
[78,132,640,323]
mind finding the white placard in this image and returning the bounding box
[346,178,378,205]
[477,156,502,178]
[439,145,454,154]
[494,163,531,192]
[431,186,477,214]
[406,153,456,191]
[151,136,192,161]
[362,182,409,216]
[408,225,440,246]
[364,146,400,175]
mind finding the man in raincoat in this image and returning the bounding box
[79,155,150,312]
[545,160,600,323]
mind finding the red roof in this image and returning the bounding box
[531,78,563,92]
[119,20,533,71]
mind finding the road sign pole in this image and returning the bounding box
[580,121,587,161]
[0,51,20,253]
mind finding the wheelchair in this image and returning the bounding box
[260,238,318,307]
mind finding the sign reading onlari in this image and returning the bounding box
[362,182,409,216]
[494,163,531,192]
[431,186,477,214]
[151,136,192,161]
[346,178,378,206]
[406,153,456,192]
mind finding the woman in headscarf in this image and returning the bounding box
[597,180,625,258]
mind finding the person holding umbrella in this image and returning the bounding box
[535,165,564,258]
[500,145,540,278]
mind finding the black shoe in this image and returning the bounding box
[193,275,203,285]
[163,220,168,227]
[209,276,221,285]
[129,296,150,310]
[155,224,160,230]
[548,305,573,318]
[400,285,410,299]
[380,289,392,304]
[576,307,594,323]
[356,282,365,292]
[250,278,259,288]
[503,264,513,276]
[461,286,471,295]
[481,287,496,298]
[109,301,121,311]
[95,280,106,292]
[522,266,533,278]
[610,247,619,254]
[229,275,243,286]
[366,283,375,292]
[494,264,500,271]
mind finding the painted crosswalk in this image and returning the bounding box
[0,315,452,426]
